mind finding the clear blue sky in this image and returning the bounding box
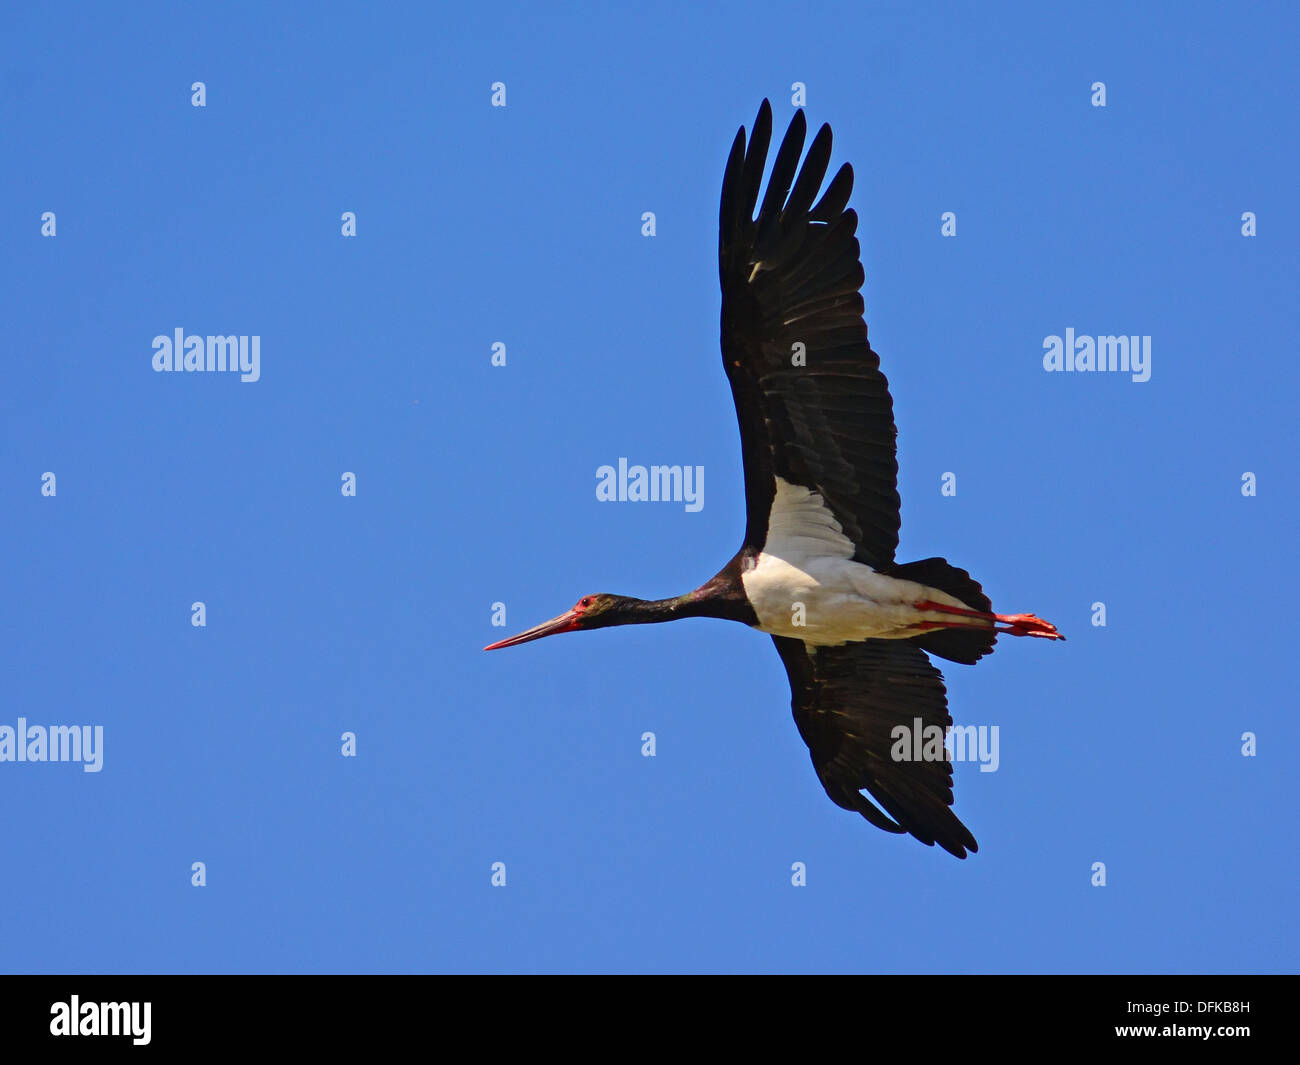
[2,1,1296,974]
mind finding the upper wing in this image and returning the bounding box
[772,635,979,858]
[719,100,900,568]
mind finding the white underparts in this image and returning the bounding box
[741,477,981,646]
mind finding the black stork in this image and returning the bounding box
[486,100,1063,858]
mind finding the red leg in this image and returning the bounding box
[915,601,1065,641]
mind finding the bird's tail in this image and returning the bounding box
[885,557,997,665]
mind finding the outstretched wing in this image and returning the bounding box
[772,635,979,858]
[719,100,900,568]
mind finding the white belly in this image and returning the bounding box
[742,552,973,644]
[741,477,976,646]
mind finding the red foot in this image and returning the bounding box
[915,601,1065,641]
[995,612,1064,640]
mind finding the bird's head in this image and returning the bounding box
[483,594,640,650]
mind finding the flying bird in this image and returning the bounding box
[486,100,1062,858]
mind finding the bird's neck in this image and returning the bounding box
[619,556,757,626]
[618,593,729,624]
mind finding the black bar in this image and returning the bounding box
[0,975,1287,1051]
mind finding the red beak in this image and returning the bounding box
[483,608,582,651]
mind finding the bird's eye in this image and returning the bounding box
[580,597,594,608]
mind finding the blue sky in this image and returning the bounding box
[2,1,1296,973]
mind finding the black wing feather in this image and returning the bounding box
[782,122,832,224]
[772,635,979,859]
[754,109,805,246]
[719,101,900,567]
[810,162,853,223]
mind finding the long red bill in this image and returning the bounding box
[483,609,582,651]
